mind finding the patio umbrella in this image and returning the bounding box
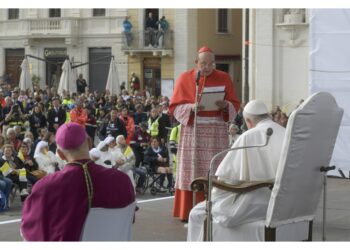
[19,58,32,91]
[58,59,77,96]
[105,58,120,96]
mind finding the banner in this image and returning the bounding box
[310,9,350,177]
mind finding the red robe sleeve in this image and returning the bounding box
[169,69,197,116]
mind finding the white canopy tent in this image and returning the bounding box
[19,58,32,92]
[58,59,77,96]
[310,9,350,177]
[105,58,120,96]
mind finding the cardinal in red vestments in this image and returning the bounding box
[170,46,240,221]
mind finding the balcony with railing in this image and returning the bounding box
[121,30,174,57]
[28,18,79,37]
[0,16,125,38]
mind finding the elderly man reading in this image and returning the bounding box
[187,100,286,241]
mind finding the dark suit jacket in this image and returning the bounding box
[47,107,66,133]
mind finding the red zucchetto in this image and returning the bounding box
[198,46,213,54]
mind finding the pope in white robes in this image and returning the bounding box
[188,100,286,241]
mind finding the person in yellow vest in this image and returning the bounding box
[147,107,160,139]
[62,92,74,107]
[169,123,181,179]
[115,135,136,190]
[65,107,71,123]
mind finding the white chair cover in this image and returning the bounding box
[80,202,136,241]
[266,92,343,228]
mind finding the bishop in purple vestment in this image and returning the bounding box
[21,122,135,241]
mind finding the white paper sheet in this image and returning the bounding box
[199,86,225,111]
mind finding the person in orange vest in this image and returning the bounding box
[119,106,135,145]
[70,97,88,127]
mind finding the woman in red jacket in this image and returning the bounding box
[119,106,135,145]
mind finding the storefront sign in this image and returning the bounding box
[44,48,67,58]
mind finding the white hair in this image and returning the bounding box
[116,135,125,144]
[6,127,15,136]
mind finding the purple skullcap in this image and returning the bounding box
[56,122,87,150]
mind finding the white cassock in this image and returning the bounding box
[94,141,115,168]
[112,146,136,189]
[188,119,286,241]
[95,150,115,168]
[35,151,65,174]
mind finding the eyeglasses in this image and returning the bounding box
[198,61,215,68]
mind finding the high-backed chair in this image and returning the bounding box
[191,92,343,241]
[80,202,136,241]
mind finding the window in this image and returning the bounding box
[8,9,19,20]
[217,9,229,33]
[93,9,106,17]
[215,63,230,74]
[49,9,61,18]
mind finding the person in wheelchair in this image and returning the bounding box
[131,122,150,193]
[144,137,173,192]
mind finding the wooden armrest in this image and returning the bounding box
[191,177,274,197]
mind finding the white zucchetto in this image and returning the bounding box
[243,100,268,115]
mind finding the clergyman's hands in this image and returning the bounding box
[215,100,228,110]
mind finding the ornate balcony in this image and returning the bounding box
[121,30,174,57]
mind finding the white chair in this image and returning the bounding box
[80,202,136,241]
[191,92,343,241]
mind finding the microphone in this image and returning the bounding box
[266,127,273,136]
[205,127,273,241]
[265,127,273,145]
[196,70,201,86]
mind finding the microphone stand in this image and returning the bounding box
[192,71,201,208]
[206,128,273,241]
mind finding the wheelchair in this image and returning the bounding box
[134,162,174,196]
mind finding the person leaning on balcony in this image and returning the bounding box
[145,11,158,47]
[123,16,133,47]
[155,16,169,48]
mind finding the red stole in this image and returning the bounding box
[169,69,240,123]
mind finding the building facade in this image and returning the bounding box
[0,8,128,93]
[123,9,242,100]
[0,8,242,100]
[245,9,309,113]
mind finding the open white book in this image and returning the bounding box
[199,86,226,111]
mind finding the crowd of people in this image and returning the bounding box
[0,76,293,213]
[0,80,176,211]
[0,81,294,210]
